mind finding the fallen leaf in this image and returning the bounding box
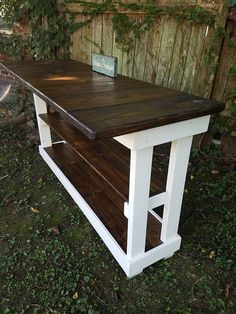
[184,189,189,194]
[30,207,40,214]
[211,170,219,175]
[200,246,207,253]
[225,284,230,299]
[209,251,215,259]
[190,175,194,180]
[51,225,60,235]
[72,291,79,300]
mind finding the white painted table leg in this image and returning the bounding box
[33,94,52,148]
[161,136,193,244]
[127,147,153,269]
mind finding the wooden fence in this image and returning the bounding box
[212,19,236,102]
[58,1,234,101]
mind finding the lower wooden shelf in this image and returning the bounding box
[40,112,166,201]
[44,142,162,253]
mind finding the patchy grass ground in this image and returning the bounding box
[0,112,235,313]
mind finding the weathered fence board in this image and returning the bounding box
[212,20,236,102]
[168,20,191,91]
[112,35,123,75]
[155,17,177,87]
[102,14,113,56]
[133,17,149,81]
[181,24,205,94]
[91,15,102,55]
[60,0,228,100]
[143,18,163,84]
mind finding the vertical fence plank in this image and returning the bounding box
[122,46,135,78]
[155,17,178,87]
[143,18,164,84]
[195,2,228,98]
[168,21,191,90]
[91,15,102,55]
[181,24,205,94]
[83,16,92,65]
[102,14,113,56]
[212,21,236,101]
[80,14,87,63]
[121,11,136,79]
[194,25,217,98]
[71,14,83,62]
[132,17,149,80]
[66,1,228,101]
[112,33,123,74]
[224,52,236,101]
[121,1,136,77]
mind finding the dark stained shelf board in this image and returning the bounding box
[40,112,166,201]
[44,143,162,252]
[0,59,224,140]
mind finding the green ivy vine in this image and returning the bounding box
[65,0,216,51]
[0,0,83,60]
[0,0,217,59]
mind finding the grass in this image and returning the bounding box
[0,116,235,313]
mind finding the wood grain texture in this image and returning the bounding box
[181,24,205,94]
[212,21,236,102]
[155,17,178,87]
[66,0,226,101]
[132,16,149,81]
[0,59,224,139]
[143,19,164,84]
[82,15,92,65]
[45,142,162,252]
[102,14,113,56]
[112,32,123,75]
[195,1,227,99]
[40,111,166,200]
[168,20,191,91]
[91,15,102,55]
[72,14,83,62]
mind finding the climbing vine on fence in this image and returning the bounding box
[0,0,217,59]
[65,0,217,51]
[0,1,220,59]
[0,0,82,60]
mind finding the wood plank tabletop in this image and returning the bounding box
[0,59,224,139]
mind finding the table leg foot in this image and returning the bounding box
[126,267,144,278]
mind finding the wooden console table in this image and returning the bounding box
[0,60,224,277]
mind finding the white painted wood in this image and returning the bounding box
[34,91,211,277]
[114,115,210,150]
[127,235,181,277]
[38,141,187,277]
[149,192,166,210]
[33,93,52,148]
[39,146,130,272]
[125,203,163,223]
[161,136,193,242]
[52,140,66,145]
[127,147,153,260]
[123,202,129,219]
[40,145,180,278]
[124,192,166,218]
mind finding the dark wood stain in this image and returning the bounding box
[0,59,224,140]
[40,112,166,201]
[45,143,162,252]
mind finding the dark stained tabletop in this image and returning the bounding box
[0,59,224,139]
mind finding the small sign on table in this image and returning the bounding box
[92,53,118,78]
